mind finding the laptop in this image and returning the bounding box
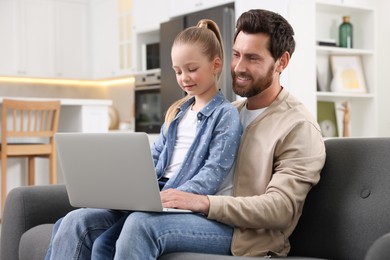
[55,132,191,213]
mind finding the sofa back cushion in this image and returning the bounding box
[289,138,390,260]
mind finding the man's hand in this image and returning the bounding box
[160,189,210,215]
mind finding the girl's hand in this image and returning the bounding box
[160,189,210,215]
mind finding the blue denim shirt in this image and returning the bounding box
[152,91,242,195]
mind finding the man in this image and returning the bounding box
[113,9,326,259]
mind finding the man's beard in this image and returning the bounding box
[232,64,274,98]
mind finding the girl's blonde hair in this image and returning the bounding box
[164,19,224,132]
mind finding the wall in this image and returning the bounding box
[105,83,135,131]
[376,0,390,136]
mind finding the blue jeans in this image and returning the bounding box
[45,209,233,260]
[45,208,129,260]
[114,212,233,260]
[91,213,128,259]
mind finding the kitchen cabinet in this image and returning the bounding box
[315,0,377,137]
[169,0,233,18]
[133,0,169,33]
[54,0,89,78]
[0,0,54,77]
[118,0,133,74]
[0,0,18,76]
[0,0,89,79]
[90,0,120,78]
[91,0,139,77]
[21,0,55,77]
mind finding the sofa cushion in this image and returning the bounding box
[289,138,390,259]
[365,233,390,260]
[17,224,322,260]
[19,224,54,260]
[1,184,75,260]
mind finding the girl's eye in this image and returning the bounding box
[188,68,197,72]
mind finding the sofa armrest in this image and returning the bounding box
[365,233,390,260]
[1,184,76,260]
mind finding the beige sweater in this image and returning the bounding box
[207,89,326,256]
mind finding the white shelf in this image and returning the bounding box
[317,91,374,98]
[316,46,374,55]
[315,1,377,137]
[316,1,374,13]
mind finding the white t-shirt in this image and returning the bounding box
[216,104,267,195]
[163,108,197,179]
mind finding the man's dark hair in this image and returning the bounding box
[234,9,296,61]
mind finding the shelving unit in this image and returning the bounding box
[315,0,377,137]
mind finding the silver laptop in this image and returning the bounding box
[55,132,191,213]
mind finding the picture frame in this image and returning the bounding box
[316,65,328,92]
[317,101,339,138]
[329,55,367,93]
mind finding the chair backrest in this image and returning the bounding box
[289,138,390,260]
[1,99,61,145]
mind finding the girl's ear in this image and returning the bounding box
[213,56,223,75]
[275,51,290,73]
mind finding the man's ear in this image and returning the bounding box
[276,51,290,73]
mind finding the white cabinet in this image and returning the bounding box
[19,0,55,77]
[0,0,18,76]
[169,0,233,18]
[91,0,136,77]
[118,0,133,75]
[0,0,55,77]
[133,0,169,33]
[90,0,120,78]
[0,0,89,79]
[315,0,377,137]
[54,0,89,78]
[59,104,110,133]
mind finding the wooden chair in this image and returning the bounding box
[0,99,61,212]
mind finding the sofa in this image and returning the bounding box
[2,137,390,260]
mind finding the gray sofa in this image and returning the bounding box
[2,138,390,260]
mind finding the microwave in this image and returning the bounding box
[142,42,160,70]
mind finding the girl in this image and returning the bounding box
[45,19,242,260]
